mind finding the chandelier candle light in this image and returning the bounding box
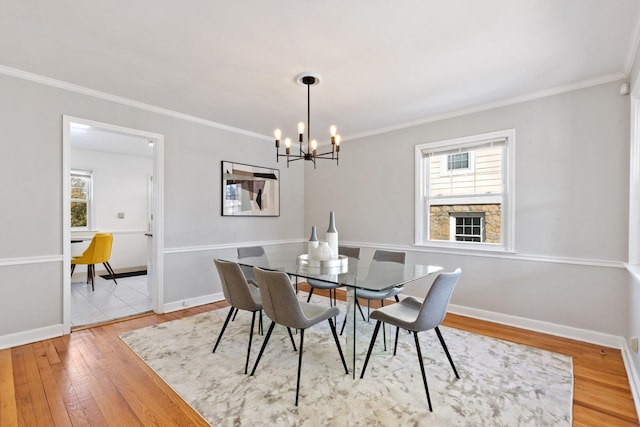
[274,73,341,168]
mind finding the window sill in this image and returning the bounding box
[412,241,516,256]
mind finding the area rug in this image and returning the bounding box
[119,299,573,426]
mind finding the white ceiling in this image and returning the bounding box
[1,0,639,142]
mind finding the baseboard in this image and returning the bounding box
[162,292,225,313]
[621,339,640,420]
[0,324,65,350]
[447,303,622,348]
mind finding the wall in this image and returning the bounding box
[305,80,630,339]
[0,72,304,345]
[71,147,152,273]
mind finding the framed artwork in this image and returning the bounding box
[221,161,280,216]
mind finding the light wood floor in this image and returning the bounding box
[1,292,638,426]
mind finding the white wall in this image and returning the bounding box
[71,147,152,273]
[305,80,630,339]
[0,71,305,345]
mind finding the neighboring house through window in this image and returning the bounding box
[71,170,93,229]
[415,129,515,251]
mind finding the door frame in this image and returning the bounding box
[62,115,165,333]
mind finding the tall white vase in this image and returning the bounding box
[326,211,338,258]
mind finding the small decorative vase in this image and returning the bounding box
[308,226,319,255]
[326,211,338,258]
[317,242,333,261]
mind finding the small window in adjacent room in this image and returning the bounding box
[415,129,515,252]
[451,213,484,242]
[70,170,93,229]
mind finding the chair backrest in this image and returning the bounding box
[82,233,113,264]
[214,259,261,312]
[237,246,266,259]
[253,267,308,329]
[237,246,269,282]
[415,268,462,331]
[373,249,406,264]
[338,246,360,259]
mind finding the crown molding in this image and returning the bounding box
[344,72,628,142]
[0,64,627,145]
[0,65,270,142]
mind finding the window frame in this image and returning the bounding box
[414,129,516,253]
[70,169,93,230]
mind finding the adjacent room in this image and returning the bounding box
[1,1,640,425]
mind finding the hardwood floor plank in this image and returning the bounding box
[71,334,143,426]
[0,349,18,427]
[13,345,57,426]
[32,341,73,426]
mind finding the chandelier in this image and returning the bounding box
[274,73,340,168]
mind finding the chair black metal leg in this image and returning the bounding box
[340,311,347,336]
[413,331,433,411]
[103,262,118,284]
[244,311,257,374]
[287,327,298,352]
[71,264,76,276]
[250,321,275,376]
[355,299,366,321]
[232,307,239,321]
[393,326,400,356]
[306,287,315,303]
[381,300,386,351]
[394,294,400,302]
[295,328,305,406]
[367,299,371,321]
[213,306,235,353]
[435,326,460,379]
[360,320,382,378]
[328,318,349,374]
[259,309,263,335]
[89,264,95,291]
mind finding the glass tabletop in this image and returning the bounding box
[224,242,442,292]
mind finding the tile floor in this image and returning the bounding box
[71,273,153,327]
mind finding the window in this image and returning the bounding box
[448,153,469,170]
[71,170,93,229]
[415,129,515,251]
[451,213,484,242]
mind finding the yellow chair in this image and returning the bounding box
[71,233,117,291]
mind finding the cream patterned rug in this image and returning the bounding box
[120,299,573,426]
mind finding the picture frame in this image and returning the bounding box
[221,161,280,217]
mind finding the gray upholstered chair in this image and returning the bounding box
[306,246,361,306]
[212,259,266,374]
[250,266,349,406]
[357,249,407,318]
[360,268,462,412]
[340,249,407,337]
[237,246,268,286]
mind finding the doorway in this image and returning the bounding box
[62,116,165,332]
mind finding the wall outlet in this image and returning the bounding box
[630,336,638,353]
[117,212,125,219]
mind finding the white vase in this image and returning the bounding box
[317,242,333,261]
[326,211,338,258]
[308,226,319,255]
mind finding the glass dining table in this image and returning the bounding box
[223,242,443,377]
